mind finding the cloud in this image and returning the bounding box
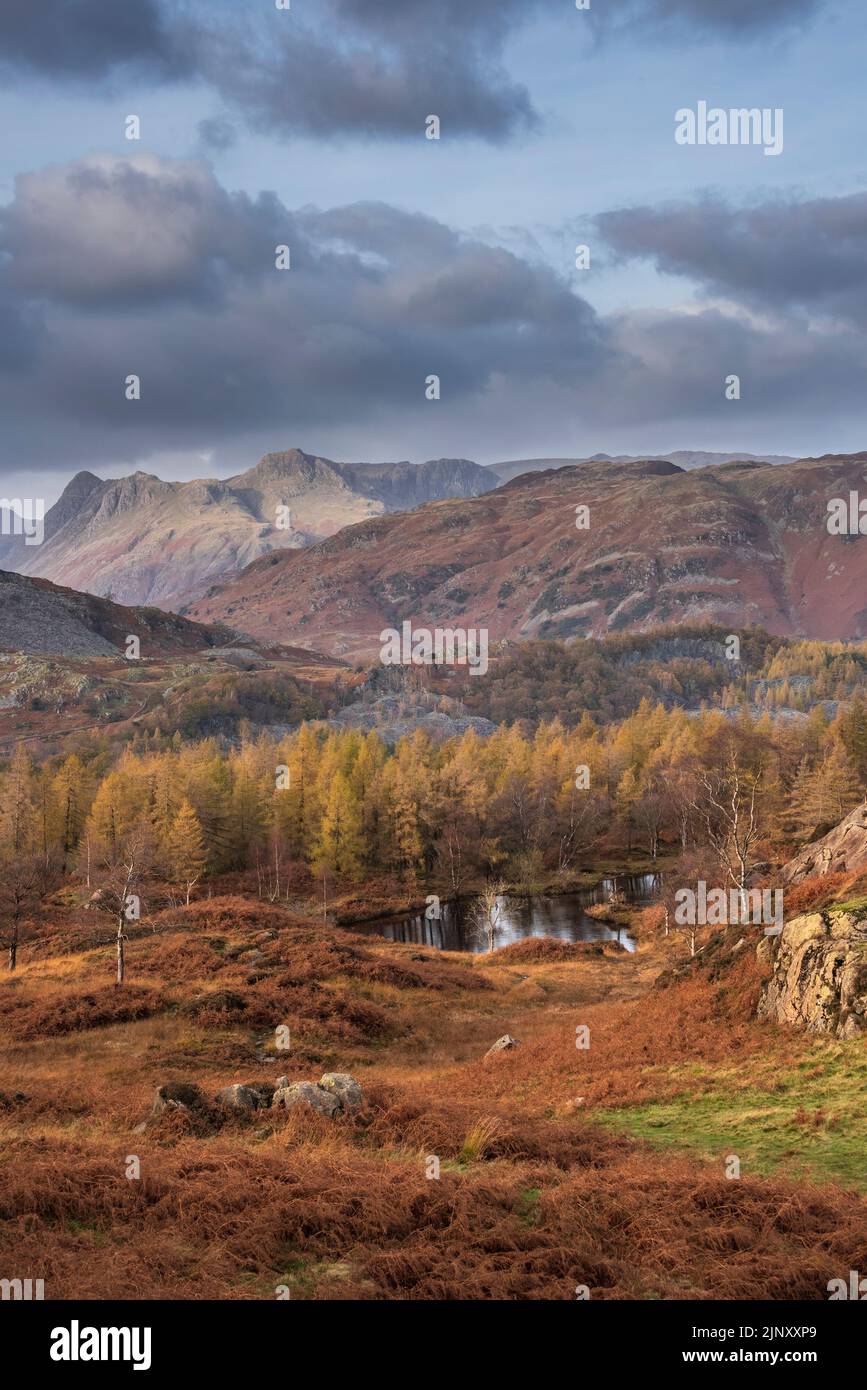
[0,155,611,468]
[596,192,867,328]
[0,156,293,308]
[593,0,823,38]
[0,0,825,143]
[0,0,539,142]
[197,117,237,153]
[1,154,864,478]
[0,0,191,81]
[192,4,537,143]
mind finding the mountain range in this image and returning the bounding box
[187,452,867,660]
[0,449,495,610]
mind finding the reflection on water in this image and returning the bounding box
[350,872,660,955]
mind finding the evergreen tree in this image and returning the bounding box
[315,772,363,879]
[169,799,207,904]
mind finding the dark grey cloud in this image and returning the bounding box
[596,192,867,327]
[0,0,825,142]
[194,9,536,142]
[197,117,237,153]
[0,0,191,81]
[594,0,823,38]
[0,155,610,469]
[0,0,539,141]
[0,154,863,480]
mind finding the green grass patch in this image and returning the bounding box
[827,897,867,918]
[598,1044,867,1189]
[516,1187,541,1226]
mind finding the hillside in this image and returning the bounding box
[0,569,224,659]
[3,891,866,1299]
[0,450,495,610]
[188,452,867,659]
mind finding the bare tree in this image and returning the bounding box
[636,781,666,861]
[437,813,469,896]
[556,786,603,874]
[0,854,49,970]
[472,881,505,953]
[92,835,150,985]
[687,752,764,900]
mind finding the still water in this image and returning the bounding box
[350,872,660,955]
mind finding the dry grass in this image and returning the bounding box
[1,898,866,1300]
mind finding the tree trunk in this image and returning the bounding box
[116,913,125,985]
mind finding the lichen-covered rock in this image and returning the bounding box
[215,1083,262,1110]
[755,932,779,968]
[271,1082,340,1117]
[782,802,867,882]
[485,1034,520,1057]
[757,908,867,1037]
[319,1073,363,1113]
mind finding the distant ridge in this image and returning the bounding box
[488,450,796,484]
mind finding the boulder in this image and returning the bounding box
[319,1072,363,1113]
[757,907,867,1037]
[782,801,867,883]
[271,1082,341,1118]
[485,1034,520,1057]
[215,1083,263,1110]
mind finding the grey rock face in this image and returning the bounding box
[782,802,867,883]
[757,909,867,1037]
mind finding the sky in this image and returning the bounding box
[0,0,865,504]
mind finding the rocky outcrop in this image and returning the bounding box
[782,802,867,883]
[271,1081,341,1117]
[485,1034,520,1057]
[330,690,496,745]
[143,1073,364,1129]
[270,1072,364,1118]
[0,569,221,659]
[757,907,867,1037]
